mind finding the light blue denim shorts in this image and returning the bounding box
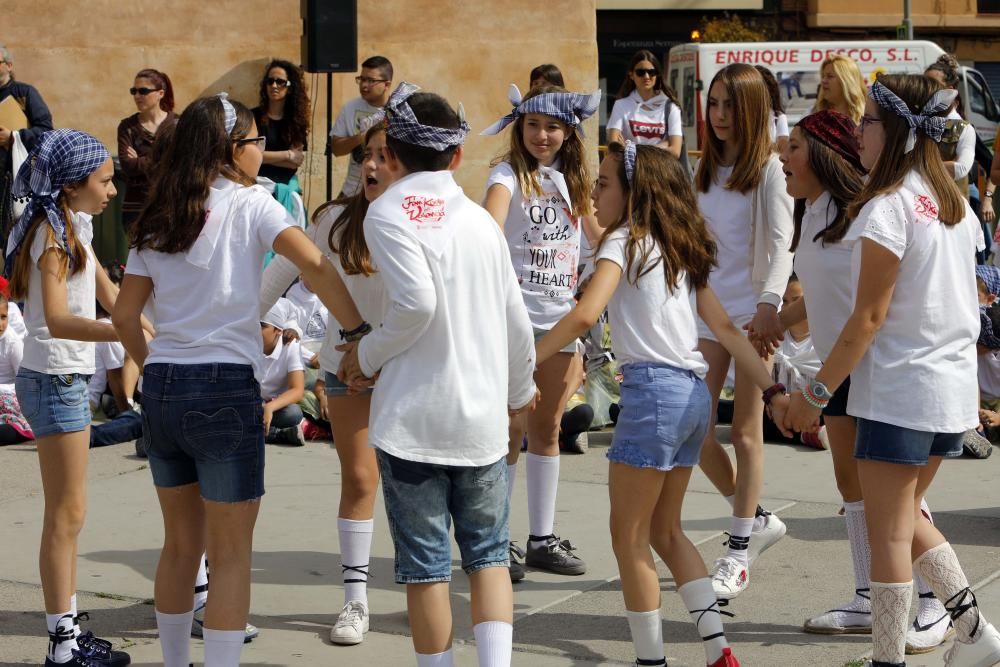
[609,362,711,471]
[324,371,373,397]
[15,368,92,438]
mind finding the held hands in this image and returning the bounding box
[766,393,794,438]
[747,303,783,358]
[782,391,822,434]
[510,389,541,417]
[335,341,375,393]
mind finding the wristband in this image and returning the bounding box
[800,385,828,409]
[339,321,373,342]
[762,382,785,406]
[987,192,994,198]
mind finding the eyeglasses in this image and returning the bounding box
[236,136,267,150]
[859,114,882,131]
[355,76,388,86]
[265,77,291,88]
[130,87,161,96]
[633,68,657,78]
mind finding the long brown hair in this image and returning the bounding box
[492,84,592,216]
[789,128,866,251]
[695,63,773,194]
[131,96,257,253]
[601,142,717,290]
[616,49,681,109]
[848,74,965,226]
[8,194,88,300]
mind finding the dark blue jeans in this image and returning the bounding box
[90,409,143,448]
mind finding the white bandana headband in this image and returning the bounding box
[217,92,237,135]
[623,140,637,185]
[869,81,957,153]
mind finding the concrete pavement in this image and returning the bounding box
[1,426,998,666]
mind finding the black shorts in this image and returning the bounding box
[822,376,851,418]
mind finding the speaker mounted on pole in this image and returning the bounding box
[301,0,358,73]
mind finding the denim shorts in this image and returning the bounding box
[533,328,579,355]
[15,368,92,438]
[324,370,372,397]
[609,363,712,471]
[854,417,963,466]
[377,450,509,583]
[141,363,265,503]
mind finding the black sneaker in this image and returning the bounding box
[525,534,586,576]
[270,423,306,447]
[45,651,104,667]
[962,429,993,459]
[509,542,525,583]
[77,631,130,667]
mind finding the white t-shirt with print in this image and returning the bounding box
[845,170,983,433]
[88,318,126,408]
[596,228,708,377]
[0,325,23,388]
[259,336,304,401]
[285,281,328,366]
[21,213,97,375]
[698,166,757,318]
[332,97,382,196]
[607,90,682,145]
[792,191,859,361]
[487,161,581,330]
[126,177,293,381]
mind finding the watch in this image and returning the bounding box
[986,191,994,198]
[809,378,834,401]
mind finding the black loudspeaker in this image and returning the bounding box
[301,0,358,73]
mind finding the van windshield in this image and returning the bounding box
[968,70,1000,121]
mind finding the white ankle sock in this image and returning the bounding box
[416,648,455,667]
[914,543,984,643]
[843,501,871,600]
[338,517,374,605]
[870,581,911,664]
[474,621,513,667]
[679,578,728,664]
[203,628,245,666]
[725,516,755,568]
[69,594,80,639]
[506,463,518,504]
[193,555,209,608]
[526,453,559,545]
[155,609,194,667]
[625,609,665,663]
[46,611,78,663]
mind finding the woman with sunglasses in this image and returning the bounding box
[252,59,311,189]
[117,69,177,232]
[606,50,684,159]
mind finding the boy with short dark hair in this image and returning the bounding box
[339,83,537,667]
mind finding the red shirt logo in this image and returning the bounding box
[913,194,938,221]
[628,119,665,141]
[401,196,446,225]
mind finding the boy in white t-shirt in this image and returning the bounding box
[338,83,537,667]
[330,56,393,197]
[260,298,306,447]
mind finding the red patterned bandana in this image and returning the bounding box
[798,110,866,175]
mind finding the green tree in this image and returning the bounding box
[700,13,770,43]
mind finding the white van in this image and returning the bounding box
[666,40,1000,149]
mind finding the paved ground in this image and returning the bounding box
[1,426,998,666]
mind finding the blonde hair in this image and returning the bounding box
[815,55,866,125]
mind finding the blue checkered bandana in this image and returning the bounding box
[869,81,957,153]
[369,82,469,151]
[480,84,601,137]
[977,265,1000,298]
[5,129,109,276]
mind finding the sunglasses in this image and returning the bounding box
[130,87,161,96]
[355,76,388,86]
[236,136,267,150]
[633,68,657,78]
[265,77,291,88]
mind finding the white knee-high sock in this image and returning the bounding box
[70,594,80,638]
[914,543,985,643]
[506,463,518,505]
[203,628,245,667]
[914,499,937,599]
[725,516,755,568]
[843,500,872,601]
[193,555,209,608]
[625,609,665,664]
[416,648,455,667]
[474,621,513,667]
[526,453,559,544]
[155,609,193,667]
[870,581,911,664]
[338,517,374,605]
[46,611,78,663]
[679,578,729,664]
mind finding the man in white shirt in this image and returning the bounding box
[338,83,537,667]
[330,56,393,197]
[260,299,306,446]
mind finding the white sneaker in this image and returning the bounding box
[943,622,1000,667]
[748,512,787,565]
[803,591,872,635]
[330,600,369,646]
[191,601,259,642]
[711,556,749,600]
[907,593,956,654]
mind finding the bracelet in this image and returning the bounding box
[339,321,373,342]
[987,192,994,198]
[762,382,785,406]
[800,385,828,409]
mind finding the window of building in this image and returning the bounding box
[978,0,1000,13]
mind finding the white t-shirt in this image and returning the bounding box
[947,109,976,181]
[769,112,789,142]
[698,166,757,317]
[88,318,126,408]
[487,161,581,330]
[7,302,26,339]
[285,281,328,366]
[21,213,97,375]
[845,170,983,432]
[595,228,708,376]
[0,325,23,388]
[773,334,821,391]
[792,191,859,361]
[259,336,304,401]
[126,177,292,381]
[606,90,682,145]
[358,170,537,466]
[332,97,382,196]
[978,349,1000,400]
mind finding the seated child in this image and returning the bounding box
[0,293,32,445]
[261,298,307,446]
[284,276,333,440]
[974,268,1000,453]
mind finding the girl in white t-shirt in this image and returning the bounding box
[482,83,601,579]
[693,63,795,601]
[537,141,789,667]
[113,96,365,667]
[259,120,394,645]
[606,49,683,159]
[6,129,135,665]
[755,66,790,153]
[783,74,1000,666]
